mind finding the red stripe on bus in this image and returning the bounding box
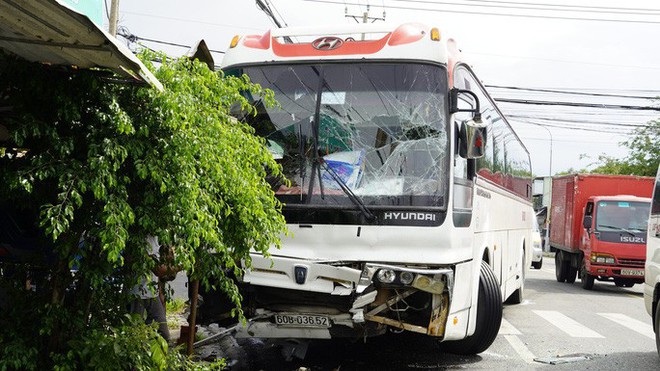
[271,34,391,57]
[243,30,271,50]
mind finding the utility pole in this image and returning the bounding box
[345,5,385,40]
[345,5,386,24]
[109,0,120,36]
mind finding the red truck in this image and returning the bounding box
[549,174,653,290]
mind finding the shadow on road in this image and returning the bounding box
[242,331,486,370]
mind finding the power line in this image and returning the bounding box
[465,51,660,72]
[501,107,659,117]
[495,98,660,111]
[122,10,264,32]
[507,115,650,128]
[450,0,660,14]
[117,29,226,54]
[511,119,634,134]
[488,85,660,100]
[269,0,290,27]
[303,0,660,24]
[390,0,660,17]
[521,137,624,144]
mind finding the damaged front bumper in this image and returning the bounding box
[235,256,455,340]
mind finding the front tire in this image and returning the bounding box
[580,259,594,290]
[442,261,503,355]
[532,258,543,270]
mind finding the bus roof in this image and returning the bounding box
[221,23,465,79]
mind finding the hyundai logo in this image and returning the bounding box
[312,36,343,51]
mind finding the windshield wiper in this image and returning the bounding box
[319,157,376,222]
[598,224,636,236]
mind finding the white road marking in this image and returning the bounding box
[533,310,604,338]
[504,335,537,364]
[499,318,522,335]
[598,313,655,339]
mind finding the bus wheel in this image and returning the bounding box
[555,252,567,282]
[441,261,502,355]
[580,260,594,290]
[506,249,525,304]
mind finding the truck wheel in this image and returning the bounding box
[555,252,567,282]
[532,258,542,270]
[580,261,594,290]
[506,250,525,304]
[441,261,502,355]
[566,265,578,284]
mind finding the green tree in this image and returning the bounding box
[0,51,286,369]
[586,118,660,176]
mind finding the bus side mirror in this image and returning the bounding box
[583,215,592,230]
[458,119,487,159]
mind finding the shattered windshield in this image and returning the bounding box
[231,63,449,209]
[596,201,650,232]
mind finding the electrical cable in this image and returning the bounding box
[487,85,659,100]
[511,119,634,134]
[506,115,649,128]
[444,0,660,13]
[117,29,226,54]
[303,0,660,24]
[390,0,660,17]
[122,10,264,32]
[520,137,625,144]
[494,98,660,111]
[268,0,290,27]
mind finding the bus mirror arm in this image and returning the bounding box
[449,88,482,121]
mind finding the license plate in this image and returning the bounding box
[274,313,330,328]
[620,269,644,276]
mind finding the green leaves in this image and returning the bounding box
[0,50,286,368]
[583,118,660,176]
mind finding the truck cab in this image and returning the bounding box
[580,195,650,289]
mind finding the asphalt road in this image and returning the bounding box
[225,255,660,370]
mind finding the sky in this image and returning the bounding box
[111,0,660,177]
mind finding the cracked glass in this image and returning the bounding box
[231,63,449,209]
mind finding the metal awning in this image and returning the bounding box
[0,0,162,90]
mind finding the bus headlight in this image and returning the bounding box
[412,275,445,294]
[400,271,415,285]
[359,263,453,295]
[376,269,396,284]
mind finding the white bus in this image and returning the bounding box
[221,23,533,355]
[645,166,660,356]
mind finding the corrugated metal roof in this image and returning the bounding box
[0,0,162,90]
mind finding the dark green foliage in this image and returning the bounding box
[0,51,286,369]
[580,118,660,176]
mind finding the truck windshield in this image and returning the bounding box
[595,201,650,232]
[230,63,450,209]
